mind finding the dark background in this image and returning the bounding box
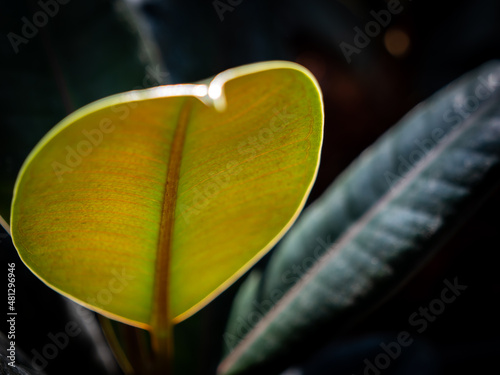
[1,0,499,374]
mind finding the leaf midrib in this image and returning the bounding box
[152,98,193,334]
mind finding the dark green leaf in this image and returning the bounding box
[220,60,500,374]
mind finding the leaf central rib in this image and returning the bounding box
[151,98,193,358]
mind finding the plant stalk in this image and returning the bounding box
[150,323,173,375]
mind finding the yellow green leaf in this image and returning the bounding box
[10,61,323,335]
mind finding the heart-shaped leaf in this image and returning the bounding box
[10,62,323,349]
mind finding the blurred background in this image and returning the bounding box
[1,0,499,374]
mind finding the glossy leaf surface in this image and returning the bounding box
[11,61,323,331]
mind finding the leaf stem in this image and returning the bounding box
[150,99,192,374]
[0,215,11,235]
[150,324,174,374]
